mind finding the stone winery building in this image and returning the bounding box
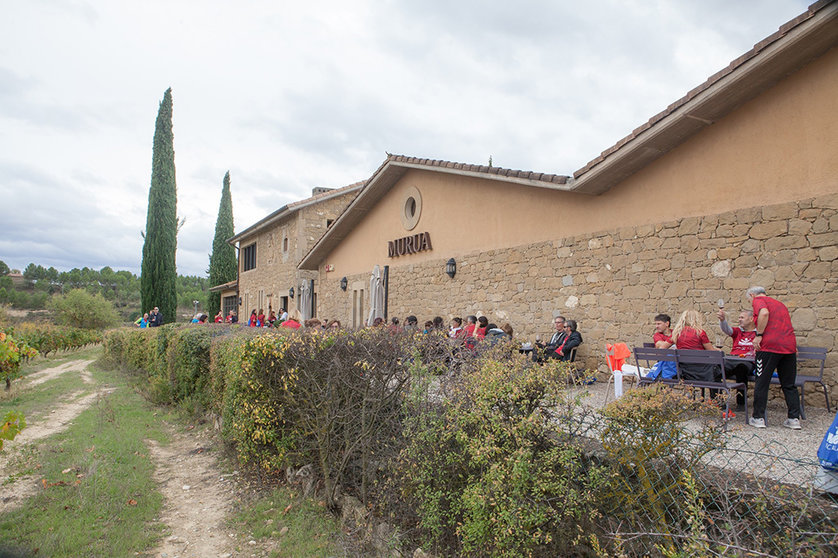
[227,182,363,319]
[229,2,838,396]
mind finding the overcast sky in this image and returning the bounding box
[0,0,811,277]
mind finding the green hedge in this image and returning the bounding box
[102,325,833,557]
[104,325,413,508]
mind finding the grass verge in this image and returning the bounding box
[0,348,169,557]
[2,345,354,558]
[229,485,345,557]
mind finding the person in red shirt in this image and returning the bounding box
[474,316,488,340]
[653,313,673,348]
[553,320,582,361]
[747,286,799,429]
[671,309,722,382]
[280,310,302,330]
[718,309,757,409]
[463,315,477,338]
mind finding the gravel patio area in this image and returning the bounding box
[572,376,835,487]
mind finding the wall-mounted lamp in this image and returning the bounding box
[340,276,348,291]
[238,297,242,306]
[445,258,456,279]
[289,287,295,299]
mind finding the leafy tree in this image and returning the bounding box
[207,171,236,317]
[140,88,178,323]
[177,275,208,312]
[48,289,120,330]
[0,261,9,276]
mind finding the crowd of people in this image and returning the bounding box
[365,314,516,348]
[639,286,800,429]
[136,285,804,432]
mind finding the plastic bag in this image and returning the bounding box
[645,360,677,380]
[817,410,838,472]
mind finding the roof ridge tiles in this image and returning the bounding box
[385,152,570,184]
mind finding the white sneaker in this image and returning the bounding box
[783,418,801,430]
[749,417,766,428]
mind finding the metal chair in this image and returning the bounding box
[770,346,829,420]
[604,343,639,404]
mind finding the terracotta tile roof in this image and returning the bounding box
[208,279,237,292]
[386,154,570,185]
[573,0,832,180]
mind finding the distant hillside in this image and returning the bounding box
[0,261,209,319]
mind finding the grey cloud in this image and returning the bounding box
[0,66,101,131]
[0,160,143,274]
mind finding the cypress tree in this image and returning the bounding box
[140,88,178,323]
[207,171,237,317]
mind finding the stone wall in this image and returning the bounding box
[238,190,357,317]
[317,192,838,404]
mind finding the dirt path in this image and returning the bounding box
[147,427,240,558]
[2,358,247,557]
[0,387,115,512]
[24,359,95,387]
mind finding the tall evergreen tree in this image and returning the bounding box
[140,88,178,323]
[207,171,237,317]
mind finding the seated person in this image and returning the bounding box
[638,313,676,379]
[557,320,582,361]
[474,316,489,339]
[280,311,302,329]
[550,319,582,362]
[671,309,722,382]
[718,308,756,410]
[533,315,566,362]
[654,313,674,348]
[388,317,403,334]
[463,315,477,338]
[484,322,511,346]
[449,317,463,339]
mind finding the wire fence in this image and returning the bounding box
[598,433,838,557]
[567,385,838,558]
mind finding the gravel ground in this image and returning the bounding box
[572,377,835,487]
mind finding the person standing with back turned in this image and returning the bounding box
[747,286,800,429]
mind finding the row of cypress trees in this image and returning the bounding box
[140,89,237,323]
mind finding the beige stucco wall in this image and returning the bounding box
[320,45,838,279]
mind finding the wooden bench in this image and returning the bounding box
[634,347,747,428]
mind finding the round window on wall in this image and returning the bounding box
[401,186,422,230]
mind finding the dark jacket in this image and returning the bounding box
[484,328,510,347]
[556,331,582,361]
[544,331,567,352]
[150,311,163,327]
